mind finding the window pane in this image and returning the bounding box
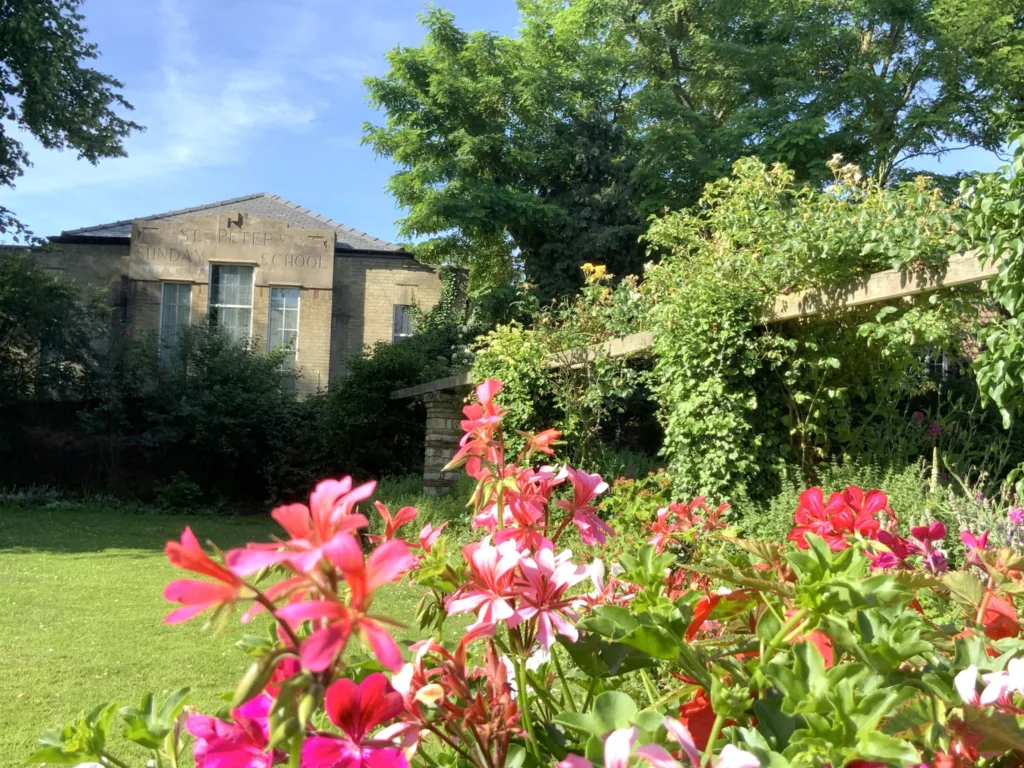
[209,265,253,344]
[160,282,191,359]
[268,287,300,368]
[392,305,413,342]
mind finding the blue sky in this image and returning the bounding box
[0,0,521,242]
[0,0,1008,244]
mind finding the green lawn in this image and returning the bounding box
[0,503,430,767]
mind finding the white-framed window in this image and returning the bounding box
[208,264,254,344]
[159,282,192,359]
[392,304,414,343]
[268,286,300,369]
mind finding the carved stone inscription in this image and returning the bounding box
[129,213,335,289]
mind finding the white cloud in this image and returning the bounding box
[1,0,320,198]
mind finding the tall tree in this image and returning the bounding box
[0,0,142,239]
[364,0,1024,297]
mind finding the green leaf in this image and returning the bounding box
[593,691,638,732]
[552,712,604,737]
[233,653,281,708]
[943,571,984,613]
[855,731,921,764]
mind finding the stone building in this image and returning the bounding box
[17,193,442,396]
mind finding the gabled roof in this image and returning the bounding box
[58,192,403,253]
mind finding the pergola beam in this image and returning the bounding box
[392,252,998,399]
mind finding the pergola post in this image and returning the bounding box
[422,392,464,496]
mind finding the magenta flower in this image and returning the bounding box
[302,674,408,768]
[868,530,920,571]
[924,550,948,574]
[910,521,947,545]
[1010,508,1024,526]
[557,467,614,546]
[226,477,373,576]
[187,694,277,768]
[511,547,589,648]
[961,530,989,552]
[446,537,524,627]
[911,411,926,425]
[926,422,943,439]
[276,534,415,672]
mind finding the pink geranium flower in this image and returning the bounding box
[558,718,759,768]
[302,674,408,768]
[163,527,245,624]
[187,694,277,768]
[446,537,524,627]
[512,547,589,648]
[557,467,614,546]
[369,501,418,544]
[226,477,373,576]
[277,534,415,672]
[459,379,506,438]
[418,521,447,553]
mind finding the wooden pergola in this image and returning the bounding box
[394,251,999,492]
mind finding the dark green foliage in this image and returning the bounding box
[0,0,142,238]
[364,0,1024,297]
[0,251,106,408]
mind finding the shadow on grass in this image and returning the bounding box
[0,504,276,554]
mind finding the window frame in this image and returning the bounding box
[267,285,301,366]
[207,263,255,344]
[158,281,193,353]
[392,304,414,343]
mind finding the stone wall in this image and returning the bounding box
[1,223,444,400]
[330,256,442,380]
[422,392,464,495]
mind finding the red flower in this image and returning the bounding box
[787,487,850,550]
[685,591,749,641]
[163,527,244,624]
[788,486,891,551]
[797,629,834,668]
[982,593,1020,640]
[302,674,408,768]
[523,428,561,456]
[677,689,736,752]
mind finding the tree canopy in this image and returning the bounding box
[0,0,143,239]
[364,0,1024,297]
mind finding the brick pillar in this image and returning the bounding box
[423,392,463,496]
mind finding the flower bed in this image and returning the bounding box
[33,380,1024,767]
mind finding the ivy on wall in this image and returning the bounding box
[644,157,982,500]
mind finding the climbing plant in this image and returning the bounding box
[644,156,982,501]
[961,138,1024,429]
[472,264,644,463]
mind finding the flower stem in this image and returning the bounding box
[639,668,658,705]
[701,714,725,768]
[514,656,543,761]
[552,650,577,712]
[100,752,131,768]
